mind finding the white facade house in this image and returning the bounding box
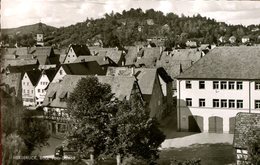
[176,46,260,133]
[35,70,56,106]
[22,70,41,107]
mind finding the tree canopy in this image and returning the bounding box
[66,76,165,163]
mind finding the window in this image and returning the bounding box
[255,100,260,109]
[23,82,25,85]
[255,82,260,90]
[186,81,192,89]
[221,81,227,89]
[237,100,243,108]
[229,100,235,108]
[31,90,33,94]
[186,98,192,106]
[221,99,227,108]
[228,82,235,90]
[213,81,219,89]
[27,82,29,86]
[213,99,219,108]
[42,89,44,93]
[27,90,29,93]
[199,99,205,107]
[38,89,40,92]
[199,81,205,89]
[23,89,25,93]
[237,82,243,90]
[59,69,63,75]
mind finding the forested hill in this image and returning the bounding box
[1,8,260,48]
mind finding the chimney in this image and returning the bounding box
[159,46,163,54]
[131,67,135,76]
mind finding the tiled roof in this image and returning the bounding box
[106,67,157,95]
[44,69,57,82]
[70,44,91,56]
[43,75,136,108]
[233,112,260,149]
[26,70,42,86]
[74,56,116,66]
[7,64,39,73]
[125,46,138,66]
[61,61,106,75]
[3,59,39,67]
[177,46,260,80]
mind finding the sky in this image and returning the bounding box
[2,0,260,28]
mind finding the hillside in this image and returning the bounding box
[2,23,57,36]
[1,8,260,48]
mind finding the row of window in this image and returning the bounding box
[186,98,260,109]
[186,81,260,90]
[38,89,45,93]
[23,98,34,102]
[23,89,33,94]
[23,81,48,86]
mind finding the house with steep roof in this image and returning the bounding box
[106,67,173,119]
[63,44,91,63]
[176,46,260,133]
[35,69,56,106]
[233,112,260,164]
[51,61,107,83]
[42,75,142,136]
[89,47,125,66]
[22,70,42,106]
[156,49,203,95]
[135,47,163,67]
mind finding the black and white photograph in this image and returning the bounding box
[1,0,260,164]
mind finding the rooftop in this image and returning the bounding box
[177,46,260,80]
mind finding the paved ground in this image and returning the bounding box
[33,136,64,156]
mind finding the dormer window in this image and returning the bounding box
[59,69,63,75]
[48,91,56,102]
[59,91,68,102]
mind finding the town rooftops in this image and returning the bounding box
[6,64,39,74]
[70,44,91,56]
[60,61,106,75]
[107,67,158,95]
[233,112,260,149]
[74,56,116,66]
[42,75,137,108]
[177,46,260,80]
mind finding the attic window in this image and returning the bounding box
[59,91,68,102]
[48,91,56,102]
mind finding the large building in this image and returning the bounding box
[176,46,260,133]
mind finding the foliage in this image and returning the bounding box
[66,77,165,163]
[108,94,165,163]
[242,127,260,165]
[2,9,260,48]
[66,76,115,159]
[2,133,27,165]
[17,113,50,155]
[170,159,201,165]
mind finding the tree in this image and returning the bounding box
[66,77,165,163]
[17,111,50,155]
[109,94,165,164]
[2,133,27,165]
[66,77,116,160]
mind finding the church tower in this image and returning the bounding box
[36,22,44,46]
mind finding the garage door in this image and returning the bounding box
[188,115,203,132]
[229,117,236,134]
[209,116,223,133]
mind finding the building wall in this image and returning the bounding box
[64,47,77,63]
[149,75,166,119]
[52,67,66,83]
[177,79,260,133]
[35,74,50,106]
[37,34,44,46]
[22,73,36,106]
